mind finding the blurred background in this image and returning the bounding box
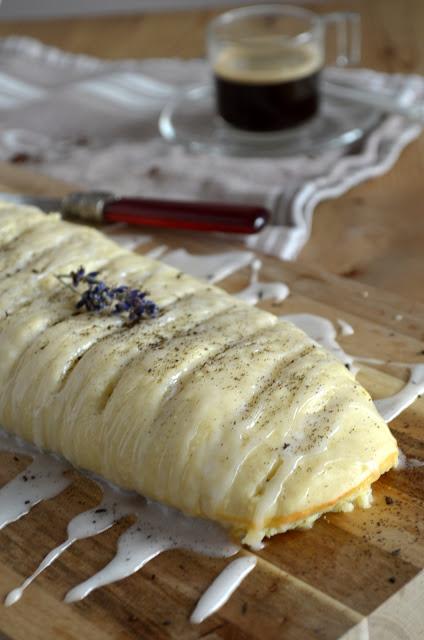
[0,0,319,20]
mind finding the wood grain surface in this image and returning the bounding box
[0,167,423,639]
[0,0,423,302]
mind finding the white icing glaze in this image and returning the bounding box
[4,485,138,606]
[0,430,71,531]
[0,456,70,532]
[337,318,355,336]
[236,259,289,305]
[64,496,238,604]
[397,450,424,470]
[190,556,257,624]
[161,249,254,283]
[281,313,357,373]
[375,364,424,422]
[145,244,168,259]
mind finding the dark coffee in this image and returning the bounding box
[213,44,322,132]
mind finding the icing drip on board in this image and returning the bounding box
[5,486,140,606]
[0,430,71,531]
[65,497,238,604]
[236,259,289,305]
[190,556,257,624]
[337,318,354,336]
[375,364,424,423]
[0,455,70,531]
[161,249,254,283]
[281,313,358,373]
[145,244,168,259]
[348,355,424,424]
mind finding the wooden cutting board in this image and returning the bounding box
[0,164,423,640]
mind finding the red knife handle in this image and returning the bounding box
[102,197,269,234]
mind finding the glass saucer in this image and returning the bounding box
[159,85,380,158]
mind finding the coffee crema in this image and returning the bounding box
[213,43,322,132]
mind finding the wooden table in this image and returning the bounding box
[0,0,423,302]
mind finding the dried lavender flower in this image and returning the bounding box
[56,266,158,324]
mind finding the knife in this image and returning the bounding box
[0,191,269,234]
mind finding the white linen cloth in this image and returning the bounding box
[0,36,422,259]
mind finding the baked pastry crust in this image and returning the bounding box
[0,203,398,544]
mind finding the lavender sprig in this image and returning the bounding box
[56,266,159,324]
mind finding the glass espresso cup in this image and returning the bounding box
[207,5,360,132]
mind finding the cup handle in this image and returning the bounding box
[322,12,361,66]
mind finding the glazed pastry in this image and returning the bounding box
[0,203,398,545]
